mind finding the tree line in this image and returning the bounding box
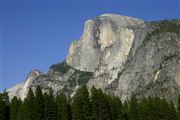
[0,85,180,120]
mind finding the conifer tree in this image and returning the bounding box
[56,92,69,120]
[107,95,122,120]
[147,96,155,120]
[91,86,111,120]
[122,101,129,120]
[71,85,91,120]
[178,95,180,120]
[9,96,22,120]
[34,85,45,120]
[139,98,149,120]
[91,86,99,120]
[67,103,72,120]
[129,95,139,120]
[23,88,36,120]
[147,96,161,120]
[114,96,123,119]
[167,101,178,120]
[1,85,180,120]
[0,91,10,120]
[97,89,111,120]
[159,98,170,120]
[17,102,26,120]
[0,93,6,120]
[44,88,57,120]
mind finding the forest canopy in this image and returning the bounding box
[0,85,180,120]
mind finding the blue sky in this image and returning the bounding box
[0,0,179,91]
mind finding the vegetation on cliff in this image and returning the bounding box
[142,19,180,46]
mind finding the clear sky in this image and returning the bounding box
[0,0,179,91]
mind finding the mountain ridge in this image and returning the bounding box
[7,14,180,104]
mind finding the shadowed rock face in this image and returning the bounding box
[7,14,180,104]
[115,32,180,103]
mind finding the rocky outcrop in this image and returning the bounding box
[8,62,93,100]
[67,14,146,91]
[67,15,180,104]
[66,14,144,73]
[115,32,180,102]
[8,70,43,100]
[7,14,180,104]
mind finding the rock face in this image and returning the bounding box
[67,14,144,72]
[7,14,180,104]
[8,70,43,100]
[8,62,93,100]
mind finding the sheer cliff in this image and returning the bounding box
[7,14,180,104]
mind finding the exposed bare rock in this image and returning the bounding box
[7,14,180,104]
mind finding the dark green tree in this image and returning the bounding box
[138,98,149,120]
[44,88,57,120]
[121,101,129,120]
[23,88,36,120]
[147,96,155,120]
[91,86,111,120]
[34,85,45,120]
[71,85,91,120]
[17,102,26,120]
[67,103,72,120]
[2,85,180,120]
[90,86,99,120]
[0,90,10,120]
[129,95,139,120]
[96,89,111,120]
[107,95,122,120]
[159,98,170,120]
[9,96,22,120]
[178,95,180,120]
[167,101,178,120]
[56,92,69,120]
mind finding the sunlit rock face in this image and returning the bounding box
[66,14,144,73]
[8,70,43,100]
[7,14,180,104]
[67,14,145,90]
[7,62,93,100]
[67,14,180,104]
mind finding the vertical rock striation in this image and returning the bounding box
[7,14,180,104]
